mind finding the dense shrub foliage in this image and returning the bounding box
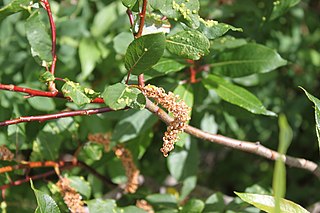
[0,0,319,212]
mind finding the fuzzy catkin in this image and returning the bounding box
[141,85,191,157]
[56,177,86,213]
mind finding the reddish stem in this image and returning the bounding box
[0,107,114,127]
[0,83,104,103]
[40,0,57,93]
[126,9,134,28]
[135,0,148,38]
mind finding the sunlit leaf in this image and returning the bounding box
[166,30,210,60]
[125,33,165,75]
[211,43,287,77]
[25,10,52,62]
[235,192,309,213]
[203,74,276,116]
[0,0,30,23]
[31,180,61,213]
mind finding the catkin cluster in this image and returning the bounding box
[140,85,191,157]
[88,133,111,152]
[88,133,140,193]
[0,145,14,161]
[136,199,154,213]
[56,177,86,213]
[114,145,140,193]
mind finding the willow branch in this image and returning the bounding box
[0,107,114,127]
[145,99,320,178]
[0,83,104,103]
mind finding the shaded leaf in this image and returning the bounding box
[78,38,101,80]
[103,83,146,110]
[235,192,309,213]
[31,180,61,213]
[68,176,91,200]
[210,36,247,51]
[273,114,292,212]
[25,10,52,62]
[30,130,62,161]
[112,110,157,143]
[180,176,197,202]
[39,71,55,83]
[167,139,199,181]
[125,33,166,75]
[87,199,116,213]
[203,74,276,116]
[121,0,138,9]
[146,194,178,209]
[28,97,56,112]
[301,87,320,154]
[199,19,242,40]
[0,0,29,23]
[113,32,134,55]
[103,83,127,110]
[270,0,301,20]
[166,30,210,60]
[156,0,200,28]
[212,43,287,77]
[180,199,205,213]
[144,58,186,81]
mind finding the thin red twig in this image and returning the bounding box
[0,83,104,103]
[40,0,57,93]
[0,165,74,191]
[126,9,134,28]
[0,107,114,127]
[135,0,148,38]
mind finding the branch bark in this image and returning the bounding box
[145,99,320,179]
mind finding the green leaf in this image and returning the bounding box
[113,32,134,55]
[62,80,99,107]
[204,192,226,212]
[25,10,52,62]
[199,19,242,40]
[116,206,148,213]
[301,87,320,154]
[203,75,276,116]
[62,81,90,106]
[87,199,116,213]
[210,36,247,51]
[273,114,292,212]
[157,0,200,28]
[112,110,157,143]
[30,180,61,213]
[121,0,138,9]
[124,33,166,75]
[81,142,103,161]
[28,97,56,112]
[166,30,210,60]
[211,43,287,77]
[103,83,127,110]
[180,176,197,202]
[91,2,120,37]
[39,71,55,83]
[144,58,186,81]
[78,38,101,81]
[235,192,309,213]
[167,139,199,181]
[103,83,146,110]
[270,0,301,20]
[180,199,205,213]
[30,130,62,161]
[68,176,91,200]
[0,0,29,23]
[146,194,178,209]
